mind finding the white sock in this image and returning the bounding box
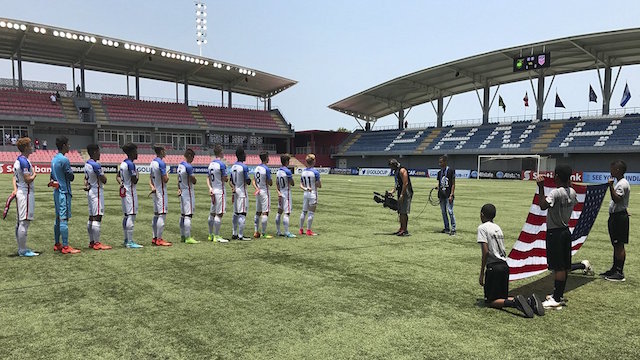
[232,214,238,235]
[300,211,306,230]
[152,215,159,238]
[238,215,246,237]
[184,216,192,238]
[307,211,314,230]
[93,221,101,244]
[126,215,135,242]
[261,215,268,234]
[157,214,165,239]
[180,216,185,237]
[87,221,94,243]
[275,213,282,234]
[283,214,290,234]
[214,215,222,235]
[208,214,214,235]
[254,214,259,232]
[16,220,29,252]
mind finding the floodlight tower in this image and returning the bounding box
[195,1,208,56]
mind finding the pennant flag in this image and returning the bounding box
[589,85,597,103]
[621,83,631,107]
[523,92,529,107]
[2,193,16,220]
[498,95,506,112]
[555,93,565,108]
[507,178,608,281]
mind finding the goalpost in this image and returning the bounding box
[476,154,543,179]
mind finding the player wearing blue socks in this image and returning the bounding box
[51,136,80,254]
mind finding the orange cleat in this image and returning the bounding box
[299,228,304,235]
[61,246,81,254]
[306,230,318,236]
[154,238,172,246]
[253,232,261,239]
[151,238,158,246]
[53,243,63,252]
[90,242,112,250]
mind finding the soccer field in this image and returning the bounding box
[1,173,639,359]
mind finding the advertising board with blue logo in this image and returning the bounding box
[583,172,640,185]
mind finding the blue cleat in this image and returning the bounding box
[18,249,39,257]
[284,232,297,238]
[125,241,143,249]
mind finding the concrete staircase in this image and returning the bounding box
[61,97,81,122]
[336,132,361,156]
[414,129,441,154]
[189,107,208,129]
[90,99,109,125]
[269,109,292,133]
[531,122,564,153]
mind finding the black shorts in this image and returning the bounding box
[397,195,412,215]
[608,210,630,245]
[546,227,572,271]
[484,260,509,302]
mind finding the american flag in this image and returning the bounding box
[507,178,608,281]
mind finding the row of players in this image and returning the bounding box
[10,136,321,256]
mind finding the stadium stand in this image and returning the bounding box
[0,88,64,118]
[102,97,197,126]
[0,149,83,164]
[198,105,283,130]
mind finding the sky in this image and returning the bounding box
[2,0,640,131]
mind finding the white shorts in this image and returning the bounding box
[233,194,248,214]
[302,191,317,212]
[153,188,168,214]
[87,188,104,216]
[255,190,270,213]
[121,187,138,215]
[210,192,226,215]
[278,192,292,214]
[180,189,195,216]
[16,188,34,221]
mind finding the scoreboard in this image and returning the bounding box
[513,53,550,72]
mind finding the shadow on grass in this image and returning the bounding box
[510,272,598,298]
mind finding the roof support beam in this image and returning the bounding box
[365,94,403,110]
[569,40,609,67]
[448,66,487,85]
[73,43,96,65]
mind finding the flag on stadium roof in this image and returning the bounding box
[523,92,529,107]
[621,83,631,107]
[506,178,608,281]
[555,93,565,108]
[498,95,506,112]
[589,85,598,103]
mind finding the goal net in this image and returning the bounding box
[476,154,544,180]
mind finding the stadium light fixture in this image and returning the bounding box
[195,1,207,56]
[0,21,5,28]
[20,24,26,31]
[226,65,231,70]
[65,33,72,39]
[33,26,39,33]
[102,39,108,45]
[72,34,78,40]
[124,43,130,49]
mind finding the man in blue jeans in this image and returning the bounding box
[437,155,456,236]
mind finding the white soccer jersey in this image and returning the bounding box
[230,162,249,198]
[14,155,34,221]
[277,166,293,214]
[150,158,168,214]
[84,159,105,216]
[177,161,195,215]
[208,159,227,214]
[119,159,138,215]
[301,167,321,212]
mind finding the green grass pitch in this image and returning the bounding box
[0,173,639,359]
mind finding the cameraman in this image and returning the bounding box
[389,158,413,236]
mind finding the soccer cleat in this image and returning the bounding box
[528,294,545,316]
[599,268,615,277]
[237,236,252,241]
[306,229,318,236]
[545,294,568,305]
[514,295,534,318]
[90,242,112,250]
[261,234,273,239]
[396,230,410,237]
[18,249,39,257]
[605,272,626,282]
[53,243,63,252]
[299,228,304,235]
[276,232,283,237]
[542,297,563,309]
[284,232,297,238]
[581,260,594,276]
[215,236,229,243]
[232,234,238,240]
[253,232,261,239]
[208,234,214,242]
[155,239,172,246]
[449,230,456,236]
[61,246,81,254]
[440,229,450,234]
[185,237,199,244]
[125,241,143,249]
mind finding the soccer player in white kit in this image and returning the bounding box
[230,146,252,240]
[12,137,38,257]
[207,144,229,243]
[253,151,273,239]
[178,148,199,244]
[275,154,296,238]
[117,143,143,248]
[299,154,321,236]
[150,146,172,246]
[84,144,111,250]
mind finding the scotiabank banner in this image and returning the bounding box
[0,163,52,174]
[521,170,584,182]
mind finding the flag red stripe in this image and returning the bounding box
[508,248,547,260]
[509,264,548,275]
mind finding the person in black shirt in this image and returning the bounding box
[437,155,456,236]
[389,158,413,236]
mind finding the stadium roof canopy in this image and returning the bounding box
[329,28,640,120]
[0,18,296,98]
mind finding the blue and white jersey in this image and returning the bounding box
[276,166,293,196]
[119,159,137,190]
[254,164,271,192]
[208,159,227,194]
[84,159,104,192]
[150,157,167,192]
[14,155,33,191]
[230,161,250,197]
[177,161,194,193]
[301,167,321,193]
[51,153,74,194]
